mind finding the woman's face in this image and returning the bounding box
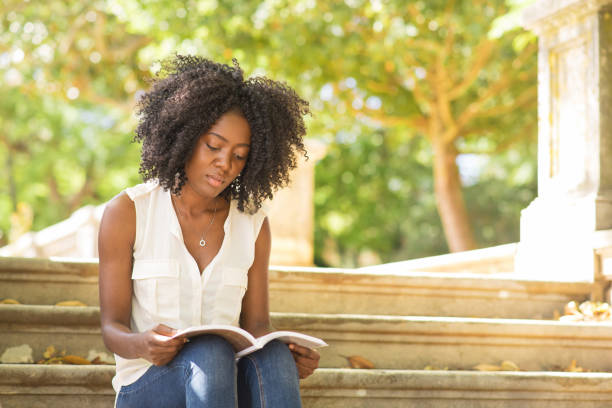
[184,110,251,198]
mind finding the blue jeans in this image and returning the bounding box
[116,335,302,408]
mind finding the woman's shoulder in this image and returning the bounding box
[232,200,269,238]
[125,180,160,201]
[102,191,135,224]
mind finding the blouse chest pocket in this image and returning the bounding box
[132,260,180,323]
[214,267,249,325]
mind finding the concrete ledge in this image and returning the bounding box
[269,266,591,318]
[271,313,612,372]
[302,369,612,407]
[0,364,115,408]
[1,256,593,319]
[0,256,99,306]
[5,305,612,371]
[357,243,517,275]
[0,305,107,363]
[4,365,612,408]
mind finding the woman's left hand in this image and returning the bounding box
[288,343,320,379]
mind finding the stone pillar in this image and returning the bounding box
[517,0,612,281]
[267,139,326,266]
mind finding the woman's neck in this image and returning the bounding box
[172,184,223,217]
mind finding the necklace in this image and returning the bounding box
[199,203,218,247]
[172,195,219,247]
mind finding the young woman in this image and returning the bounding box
[98,55,319,407]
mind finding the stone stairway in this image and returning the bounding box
[2,256,612,407]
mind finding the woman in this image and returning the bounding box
[98,55,319,407]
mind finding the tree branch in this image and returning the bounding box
[447,38,495,101]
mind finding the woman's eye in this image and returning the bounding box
[234,154,246,161]
[206,143,220,151]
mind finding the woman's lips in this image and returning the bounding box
[207,175,224,187]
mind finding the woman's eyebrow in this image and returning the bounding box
[208,131,250,147]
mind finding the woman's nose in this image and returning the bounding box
[215,152,231,171]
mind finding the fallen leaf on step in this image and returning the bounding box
[564,360,585,372]
[343,355,374,369]
[0,298,20,304]
[62,355,92,365]
[43,345,56,359]
[55,300,87,307]
[39,356,64,364]
[500,360,520,371]
[473,364,502,371]
[564,301,580,316]
[90,356,112,365]
[559,300,612,322]
[423,365,448,371]
[580,301,610,320]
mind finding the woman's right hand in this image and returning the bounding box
[139,324,187,366]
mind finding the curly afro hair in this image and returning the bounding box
[134,55,309,213]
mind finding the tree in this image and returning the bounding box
[0,0,537,261]
[0,1,146,242]
[152,0,538,252]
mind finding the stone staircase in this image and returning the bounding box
[2,255,612,407]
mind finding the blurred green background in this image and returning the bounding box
[1,0,537,267]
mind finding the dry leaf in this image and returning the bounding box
[564,301,579,316]
[39,356,64,365]
[564,359,585,372]
[473,364,501,371]
[55,300,87,307]
[343,355,374,369]
[500,360,520,371]
[43,345,56,359]
[62,355,92,365]
[423,365,448,371]
[559,300,612,322]
[0,298,20,304]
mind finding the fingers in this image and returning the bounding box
[143,326,186,366]
[152,323,178,337]
[288,344,320,379]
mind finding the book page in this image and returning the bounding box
[257,331,328,350]
[172,325,256,353]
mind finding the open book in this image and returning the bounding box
[171,325,328,358]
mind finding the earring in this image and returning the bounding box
[231,173,241,193]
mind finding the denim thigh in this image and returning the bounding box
[116,334,237,408]
[237,340,302,408]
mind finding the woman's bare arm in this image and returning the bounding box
[98,192,184,365]
[239,217,320,378]
[240,217,273,337]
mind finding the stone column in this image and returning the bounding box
[267,139,326,266]
[517,0,612,281]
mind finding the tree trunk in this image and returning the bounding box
[432,138,477,252]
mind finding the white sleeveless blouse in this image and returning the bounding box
[111,181,267,392]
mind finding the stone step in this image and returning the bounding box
[273,313,612,372]
[269,267,591,319]
[301,369,612,408]
[3,365,612,408]
[359,243,518,275]
[0,304,111,365]
[4,304,612,372]
[0,256,592,319]
[0,257,99,307]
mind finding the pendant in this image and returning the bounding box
[199,239,206,247]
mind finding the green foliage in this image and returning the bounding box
[314,131,536,267]
[315,130,447,267]
[0,0,538,265]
